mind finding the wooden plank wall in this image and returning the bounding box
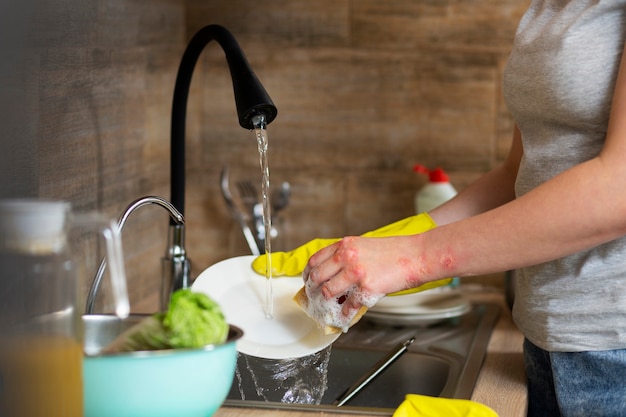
[183,1,527,284]
[0,0,527,313]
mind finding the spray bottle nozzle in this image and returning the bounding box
[412,164,450,183]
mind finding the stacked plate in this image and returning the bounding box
[366,287,471,327]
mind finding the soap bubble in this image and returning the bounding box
[304,280,383,332]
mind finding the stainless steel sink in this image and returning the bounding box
[224,302,500,415]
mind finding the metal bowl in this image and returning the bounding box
[82,314,243,417]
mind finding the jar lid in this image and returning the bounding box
[0,199,70,254]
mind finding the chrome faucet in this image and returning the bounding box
[85,196,184,314]
[166,24,278,302]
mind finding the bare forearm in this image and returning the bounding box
[429,164,518,226]
[420,157,626,280]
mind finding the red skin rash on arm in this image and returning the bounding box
[438,246,457,271]
[398,256,429,288]
[397,248,456,289]
[440,254,455,270]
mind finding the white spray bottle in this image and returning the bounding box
[413,165,457,214]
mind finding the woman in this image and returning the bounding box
[303,1,626,415]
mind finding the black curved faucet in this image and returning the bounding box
[162,24,277,309]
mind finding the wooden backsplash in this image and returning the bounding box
[0,0,527,313]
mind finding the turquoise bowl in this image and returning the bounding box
[82,315,242,417]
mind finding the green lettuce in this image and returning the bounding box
[103,289,228,353]
[163,289,229,348]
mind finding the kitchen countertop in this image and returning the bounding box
[214,290,527,417]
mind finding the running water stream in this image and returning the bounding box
[252,115,274,319]
[232,115,331,405]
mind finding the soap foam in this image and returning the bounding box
[303,280,383,333]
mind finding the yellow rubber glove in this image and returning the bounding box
[393,394,499,417]
[251,212,452,294]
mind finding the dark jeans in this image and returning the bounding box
[524,338,626,417]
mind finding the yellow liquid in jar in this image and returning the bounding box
[0,335,83,417]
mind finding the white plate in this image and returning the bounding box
[370,288,469,315]
[373,286,452,309]
[192,255,340,359]
[367,288,472,326]
[366,302,472,327]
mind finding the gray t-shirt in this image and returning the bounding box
[503,0,626,352]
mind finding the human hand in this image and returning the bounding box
[302,235,451,318]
